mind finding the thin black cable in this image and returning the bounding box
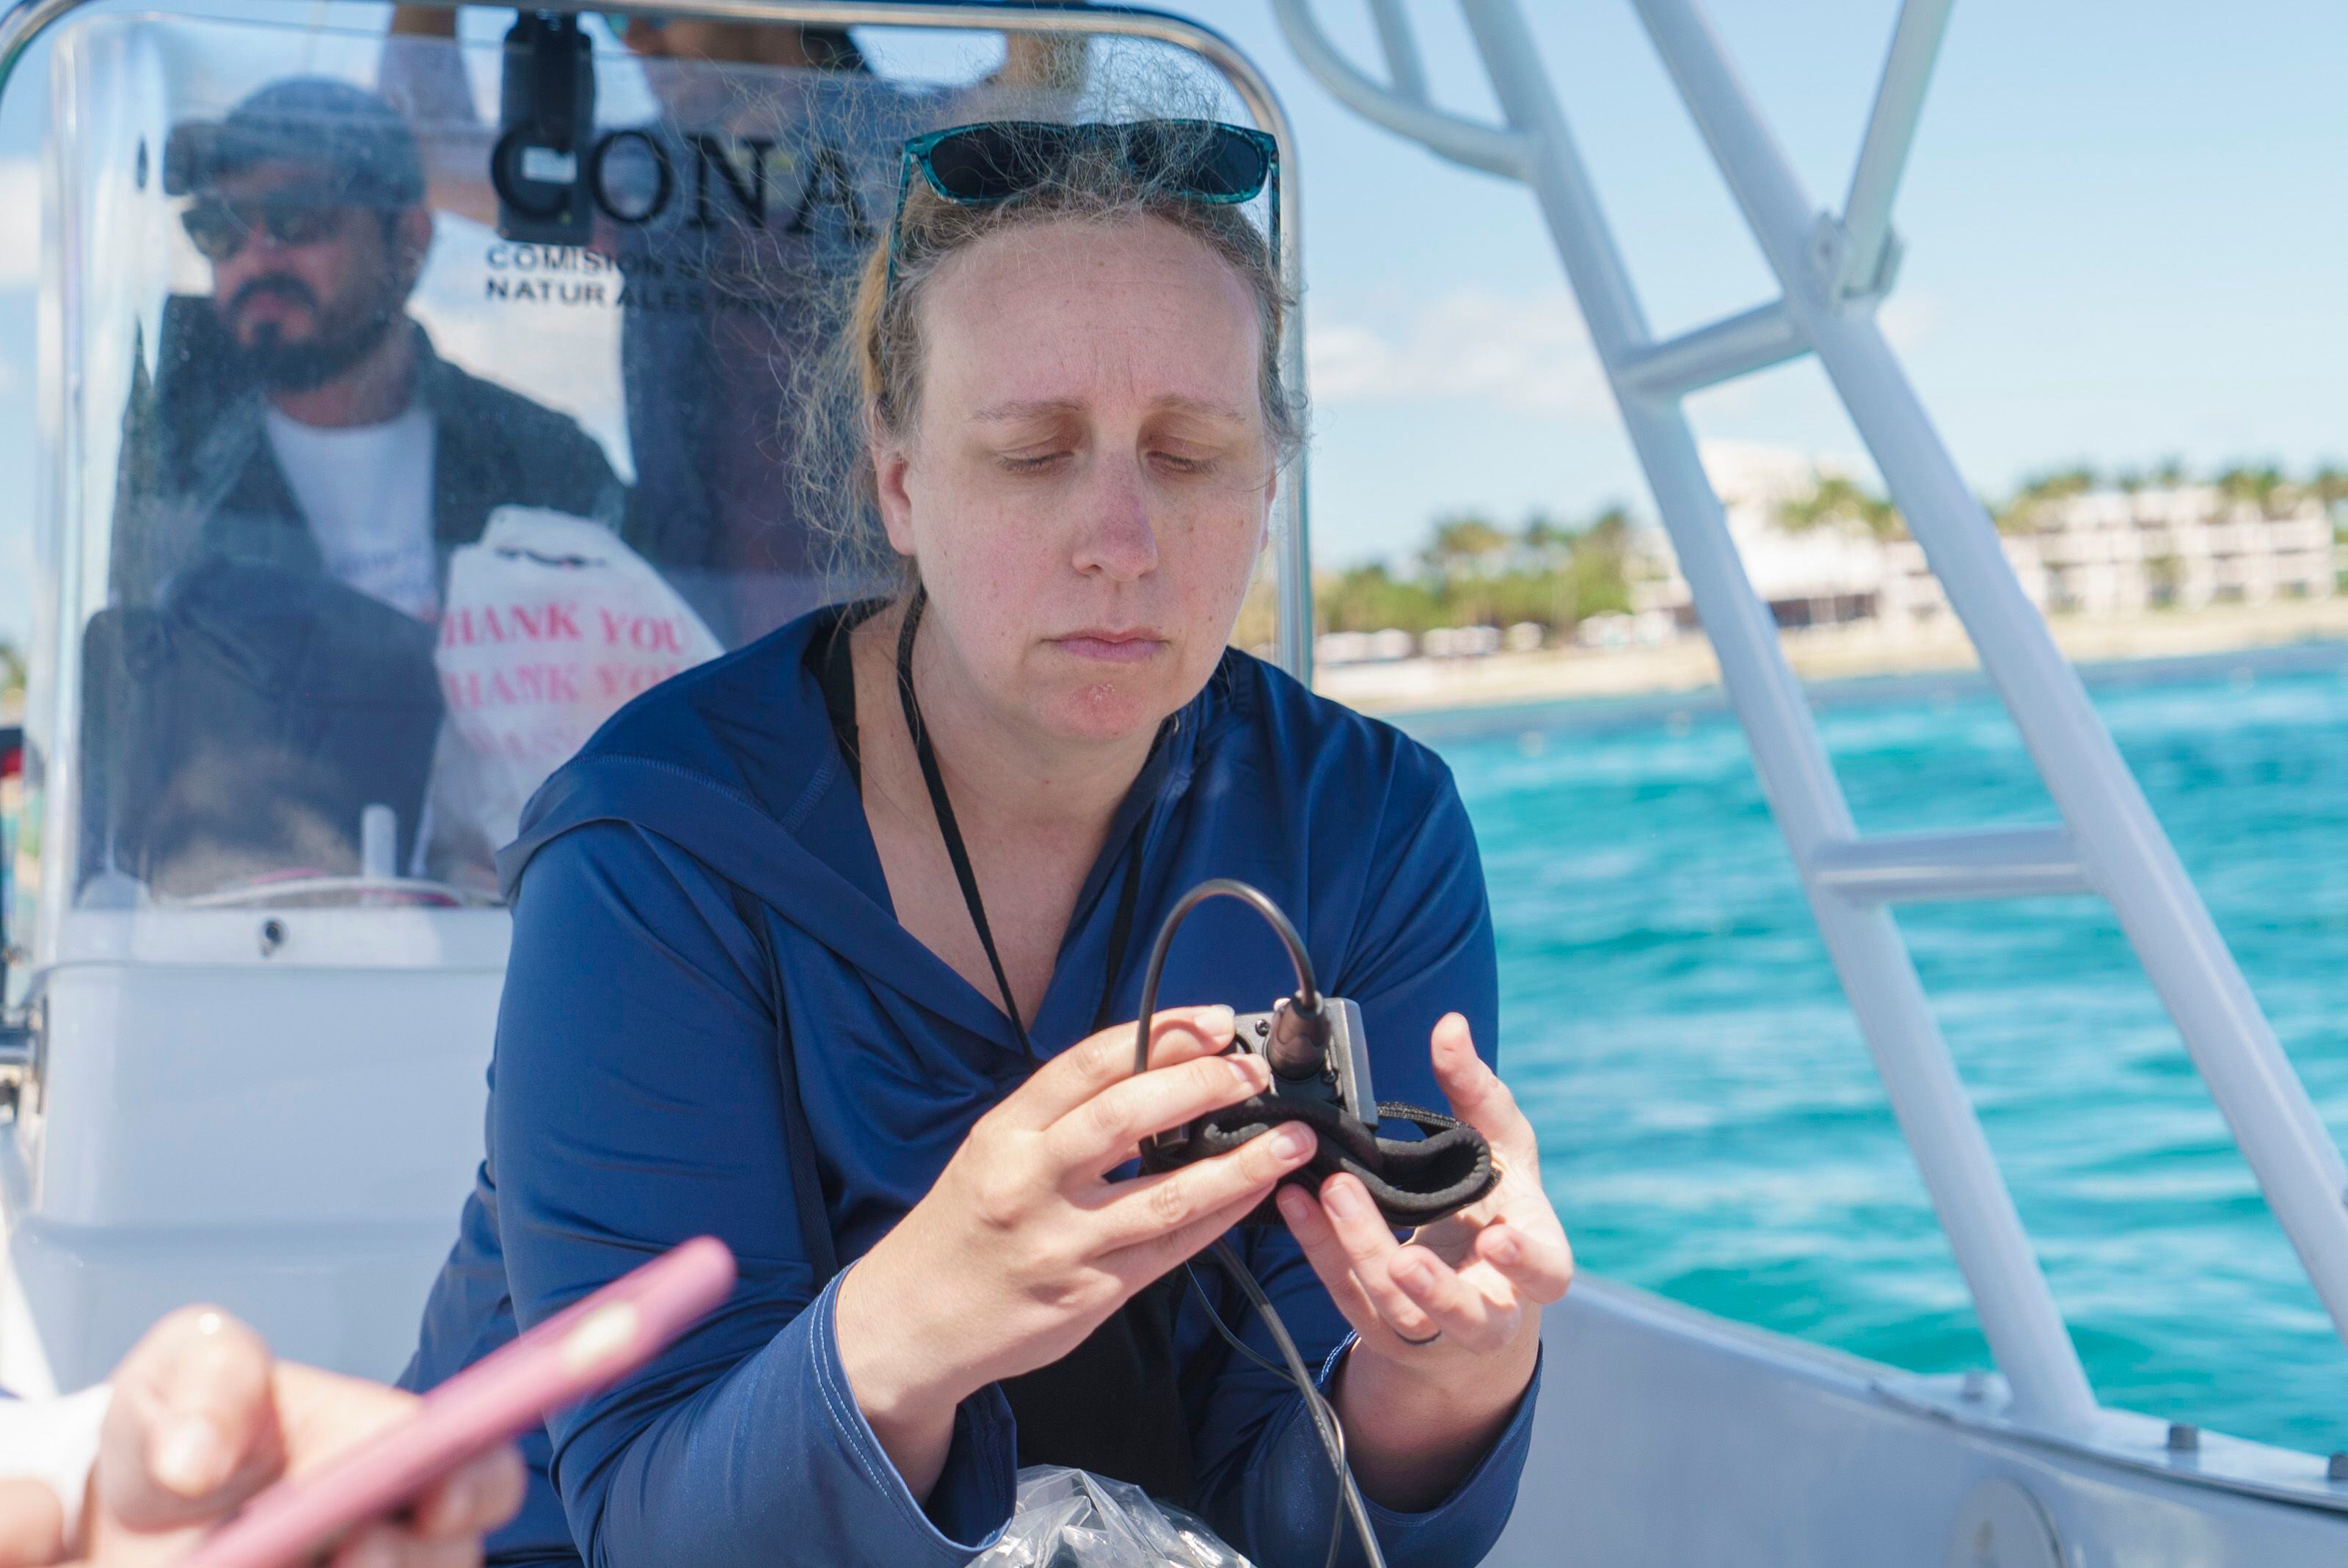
[1135,883,1379,1566]
[1184,1261,1354,1568]
[1182,1261,1289,1382]
[1208,1239,1385,1568]
[1131,878,1321,1079]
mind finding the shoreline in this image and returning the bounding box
[1314,597,2348,715]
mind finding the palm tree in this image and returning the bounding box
[2216,463,2291,519]
[1519,513,1573,570]
[1997,465,2098,533]
[1583,505,1633,553]
[1423,514,1511,578]
[1779,474,1906,539]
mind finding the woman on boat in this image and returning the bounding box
[403,118,1569,1567]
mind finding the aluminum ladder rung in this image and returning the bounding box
[1615,299,1806,400]
[1808,827,2093,905]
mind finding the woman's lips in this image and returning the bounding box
[1051,631,1168,664]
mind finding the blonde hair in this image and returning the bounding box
[801,125,1304,588]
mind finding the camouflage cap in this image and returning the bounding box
[163,76,426,206]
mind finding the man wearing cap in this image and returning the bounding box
[111,76,625,616]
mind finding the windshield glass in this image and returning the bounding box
[39,12,1283,916]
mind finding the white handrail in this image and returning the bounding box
[1468,0,2101,1432]
[1273,0,2115,1427]
[1364,0,1429,105]
[1837,0,1953,299]
[1625,0,2348,1360]
[1614,298,1803,399]
[1266,0,1532,180]
[1279,0,2348,1416]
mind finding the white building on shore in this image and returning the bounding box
[1641,445,2337,635]
[1882,484,2336,627]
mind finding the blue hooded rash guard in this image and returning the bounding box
[401,606,1539,1567]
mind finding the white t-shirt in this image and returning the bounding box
[0,1384,109,1546]
[265,403,441,621]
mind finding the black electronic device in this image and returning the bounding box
[1132,880,1499,1568]
[1233,996,1376,1123]
[493,12,596,244]
[1134,880,1498,1230]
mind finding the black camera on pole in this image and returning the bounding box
[494,12,595,244]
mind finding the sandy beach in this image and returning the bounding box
[1316,597,2348,715]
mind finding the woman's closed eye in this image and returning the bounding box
[998,447,1073,475]
[987,442,1226,479]
[1148,444,1221,478]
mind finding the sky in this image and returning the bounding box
[2,0,2344,652]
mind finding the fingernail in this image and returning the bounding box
[431,1473,476,1530]
[1393,1254,1430,1286]
[1272,1123,1316,1160]
[342,1535,401,1568]
[1490,1231,1521,1264]
[1200,1004,1236,1038]
[1226,1054,1269,1090]
[155,1415,229,1495]
[1275,1186,1309,1222]
[1323,1179,1364,1219]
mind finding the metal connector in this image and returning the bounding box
[1235,997,1376,1126]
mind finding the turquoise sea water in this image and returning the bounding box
[1406,640,2348,1455]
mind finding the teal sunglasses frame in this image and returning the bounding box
[888,118,1280,284]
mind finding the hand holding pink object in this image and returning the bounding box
[74,1237,733,1568]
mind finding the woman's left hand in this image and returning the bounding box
[1275,1012,1570,1379]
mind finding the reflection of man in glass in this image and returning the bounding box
[113,77,624,614]
[86,79,630,900]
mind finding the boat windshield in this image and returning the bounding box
[31,11,1278,920]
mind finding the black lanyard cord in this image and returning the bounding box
[894,587,1150,1056]
[896,587,1038,1057]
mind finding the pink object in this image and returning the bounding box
[180,1236,737,1568]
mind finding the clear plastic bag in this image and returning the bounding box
[431,506,721,856]
[972,1467,1256,1568]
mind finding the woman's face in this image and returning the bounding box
[874,214,1277,747]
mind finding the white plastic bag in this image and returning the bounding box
[971,1467,1255,1568]
[431,507,721,856]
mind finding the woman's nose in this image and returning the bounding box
[1070,457,1159,583]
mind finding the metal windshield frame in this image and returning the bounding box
[0,0,1315,682]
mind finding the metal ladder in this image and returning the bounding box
[1272,0,2348,1430]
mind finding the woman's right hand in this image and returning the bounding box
[834,1005,1318,1498]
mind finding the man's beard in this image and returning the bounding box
[225,275,404,393]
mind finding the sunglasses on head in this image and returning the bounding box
[892,120,1280,278]
[180,189,357,263]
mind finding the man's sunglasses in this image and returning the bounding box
[180,192,357,263]
[892,120,1280,277]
